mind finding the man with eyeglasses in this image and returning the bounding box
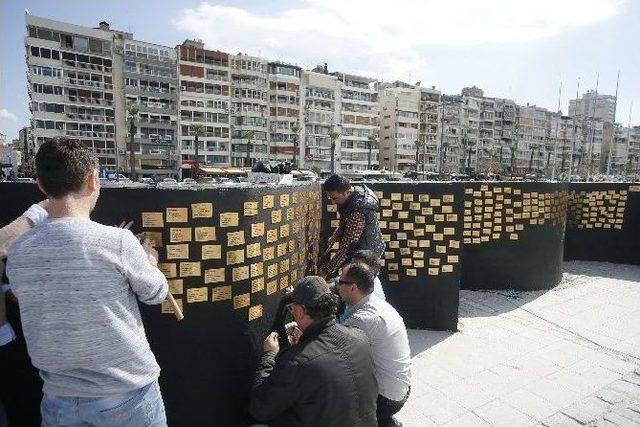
[338,263,411,427]
[319,174,384,279]
[250,276,378,427]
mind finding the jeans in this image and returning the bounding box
[376,386,410,427]
[40,380,166,427]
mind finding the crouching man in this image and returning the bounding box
[250,276,378,427]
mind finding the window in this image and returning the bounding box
[73,36,89,52]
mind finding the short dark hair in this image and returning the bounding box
[305,292,339,320]
[36,138,98,198]
[352,250,381,274]
[324,174,351,192]
[343,263,375,293]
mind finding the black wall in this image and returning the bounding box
[0,182,321,427]
[460,182,568,291]
[564,183,640,265]
[321,182,463,331]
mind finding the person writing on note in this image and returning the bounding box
[6,138,169,426]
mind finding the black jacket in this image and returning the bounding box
[250,317,378,427]
[339,184,385,262]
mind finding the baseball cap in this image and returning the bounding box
[291,276,330,307]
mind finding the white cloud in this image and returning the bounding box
[0,108,17,122]
[172,0,625,81]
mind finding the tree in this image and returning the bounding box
[414,139,424,174]
[329,130,340,173]
[366,132,378,170]
[126,104,139,181]
[291,122,300,169]
[190,124,205,180]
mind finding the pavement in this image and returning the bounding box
[397,261,640,426]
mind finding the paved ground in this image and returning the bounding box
[398,261,640,426]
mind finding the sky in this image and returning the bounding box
[1,0,639,141]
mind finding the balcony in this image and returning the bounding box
[66,96,113,107]
[66,130,114,139]
[64,77,113,91]
[65,113,115,123]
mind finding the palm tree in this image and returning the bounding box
[291,122,300,169]
[190,124,205,179]
[126,104,139,181]
[244,131,255,168]
[414,139,424,174]
[329,130,340,173]
[366,132,378,170]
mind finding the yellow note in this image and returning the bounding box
[436,245,446,253]
[277,243,287,257]
[280,194,290,207]
[249,304,263,321]
[166,244,189,260]
[425,224,436,233]
[279,275,289,290]
[403,194,414,202]
[327,204,338,212]
[441,265,453,273]
[447,255,459,264]
[186,287,208,303]
[244,202,259,216]
[220,212,239,227]
[391,193,401,201]
[388,274,399,282]
[232,266,250,282]
[263,195,275,209]
[191,203,213,218]
[158,263,176,278]
[227,249,245,265]
[430,199,441,207]
[252,222,265,238]
[170,227,192,243]
[331,219,341,227]
[143,231,163,248]
[166,208,188,223]
[233,293,251,309]
[162,298,183,314]
[271,210,282,224]
[204,268,225,284]
[443,227,455,236]
[428,268,439,275]
[267,263,278,279]
[180,262,201,277]
[443,194,454,203]
[401,258,412,266]
[266,280,278,295]
[247,242,261,258]
[251,277,265,293]
[227,230,245,246]
[263,246,275,261]
[195,227,216,242]
[212,285,232,302]
[266,229,278,243]
[279,259,290,274]
[168,279,183,294]
[202,245,222,260]
[429,258,440,266]
[250,262,264,278]
[142,212,164,228]
[414,260,425,268]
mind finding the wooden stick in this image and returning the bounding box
[166,292,184,321]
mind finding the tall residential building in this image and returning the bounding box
[334,72,378,171]
[26,15,117,170]
[229,53,269,167]
[377,81,420,172]
[300,69,339,171]
[267,62,302,164]
[119,36,179,177]
[177,40,231,171]
[569,90,617,122]
[418,86,440,171]
[515,104,551,172]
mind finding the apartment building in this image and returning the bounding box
[334,72,378,171]
[120,37,179,177]
[569,90,617,122]
[26,15,117,170]
[229,53,269,167]
[267,62,301,164]
[377,81,420,172]
[177,40,231,172]
[300,68,340,171]
[419,86,440,171]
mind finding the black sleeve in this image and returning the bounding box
[250,350,300,422]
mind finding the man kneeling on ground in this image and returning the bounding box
[250,276,378,427]
[338,263,412,427]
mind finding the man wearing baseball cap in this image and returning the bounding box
[250,276,378,427]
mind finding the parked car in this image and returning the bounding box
[138,178,155,186]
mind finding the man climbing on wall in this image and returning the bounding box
[318,174,385,278]
[6,138,169,426]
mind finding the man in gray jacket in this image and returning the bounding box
[6,138,169,426]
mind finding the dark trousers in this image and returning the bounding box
[376,387,410,427]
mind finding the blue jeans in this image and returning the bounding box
[40,380,166,427]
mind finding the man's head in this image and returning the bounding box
[36,138,100,209]
[290,276,338,331]
[352,250,382,275]
[338,262,375,305]
[324,174,352,206]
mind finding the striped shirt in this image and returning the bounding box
[6,218,168,397]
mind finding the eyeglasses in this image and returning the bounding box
[338,279,354,286]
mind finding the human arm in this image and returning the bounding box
[120,230,168,304]
[319,210,366,277]
[0,260,15,346]
[0,201,49,260]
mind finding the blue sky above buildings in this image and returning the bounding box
[1,0,639,141]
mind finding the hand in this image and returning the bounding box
[288,326,302,346]
[142,239,159,266]
[117,220,134,230]
[263,332,280,353]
